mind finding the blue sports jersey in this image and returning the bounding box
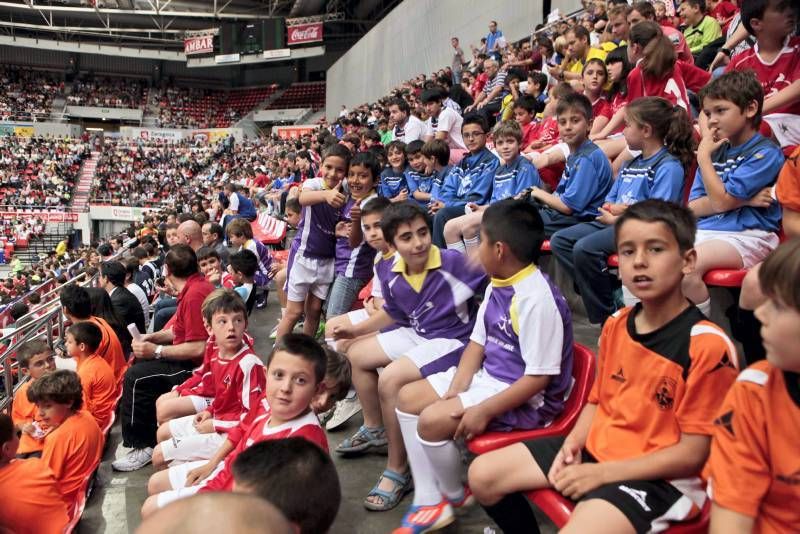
[381,246,487,341]
[607,147,684,205]
[379,167,408,199]
[406,169,434,207]
[554,140,613,218]
[689,134,784,232]
[234,192,257,219]
[438,148,499,206]
[491,155,542,203]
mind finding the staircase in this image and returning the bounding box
[71,151,99,211]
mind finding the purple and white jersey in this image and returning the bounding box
[335,192,378,279]
[291,178,341,260]
[382,246,487,341]
[370,250,397,300]
[471,265,574,425]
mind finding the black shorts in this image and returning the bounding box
[524,436,688,534]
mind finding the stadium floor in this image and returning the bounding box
[76,290,600,533]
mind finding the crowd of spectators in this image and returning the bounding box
[154,87,238,129]
[0,136,89,208]
[67,76,149,109]
[0,66,63,122]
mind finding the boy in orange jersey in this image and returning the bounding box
[469,200,739,534]
[0,414,69,534]
[66,321,117,431]
[28,369,103,505]
[11,339,56,458]
[706,239,800,534]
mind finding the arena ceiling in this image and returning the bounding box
[0,0,402,51]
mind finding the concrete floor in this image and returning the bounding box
[77,265,602,534]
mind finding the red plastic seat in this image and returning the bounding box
[540,239,551,253]
[607,254,619,267]
[467,343,596,455]
[527,488,711,533]
[702,269,747,287]
[251,214,287,246]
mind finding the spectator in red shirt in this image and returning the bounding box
[708,0,739,33]
[113,244,215,473]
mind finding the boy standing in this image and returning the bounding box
[525,93,613,236]
[66,322,117,431]
[11,340,56,457]
[395,200,573,532]
[468,200,739,534]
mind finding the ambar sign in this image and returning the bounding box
[184,35,214,55]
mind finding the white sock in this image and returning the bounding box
[325,337,337,351]
[463,235,480,252]
[419,436,464,502]
[696,298,712,317]
[446,240,466,254]
[396,409,441,506]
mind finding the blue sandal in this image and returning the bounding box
[364,468,413,511]
[335,425,387,455]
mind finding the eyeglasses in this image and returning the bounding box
[463,132,486,139]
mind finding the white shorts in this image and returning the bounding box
[168,415,203,438]
[160,432,227,464]
[695,229,780,269]
[285,254,335,302]
[427,367,511,409]
[376,327,465,377]
[763,112,800,148]
[157,460,225,508]
[187,395,214,413]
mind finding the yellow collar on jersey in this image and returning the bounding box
[393,245,442,292]
[491,263,537,287]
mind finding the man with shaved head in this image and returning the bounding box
[177,220,203,252]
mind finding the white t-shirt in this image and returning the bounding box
[228,192,240,212]
[126,282,151,329]
[425,107,466,151]
[392,115,426,143]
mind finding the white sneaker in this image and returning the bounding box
[112,447,153,472]
[269,323,279,340]
[325,396,362,430]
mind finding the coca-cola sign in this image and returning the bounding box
[184,34,214,55]
[287,23,323,45]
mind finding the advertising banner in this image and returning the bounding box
[184,34,214,55]
[287,23,323,45]
[126,127,184,141]
[274,125,318,139]
[0,211,78,223]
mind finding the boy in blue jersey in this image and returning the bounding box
[684,70,785,318]
[523,93,613,236]
[403,141,431,205]
[431,114,500,247]
[416,140,452,209]
[550,96,693,325]
[394,200,574,533]
[274,144,351,341]
[444,120,541,254]
[380,141,409,202]
[332,202,487,512]
[220,183,257,234]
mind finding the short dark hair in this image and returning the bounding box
[231,438,340,534]
[206,222,224,241]
[699,70,764,128]
[285,196,301,215]
[631,1,656,19]
[614,199,696,252]
[386,140,406,156]
[229,249,258,278]
[360,196,392,218]
[131,246,149,261]
[59,283,92,319]
[67,321,103,354]
[567,24,591,42]
[323,347,352,402]
[419,88,445,104]
[739,0,797,34]
[17,339,51,369]
[388,97,410,114]
[556,92,593,121]
[270,333,326,384]
[9,301,28,321]
[513,94,545,115]
[380,201,431,245]
[196,246,221,263]
[759,238,800,312]
[482,200,545,264]
[321,142,353,167]
[27,369,83,411]
[165,244,199,278]
[462,113,489,134]
[683,0,706,13]
[100,261,126,287]
[405,140,425,156]
[349,151,381,181]
[421,139,450,166]
[124,258,140,280]
[201,288,248,324]
[227,218,254,240]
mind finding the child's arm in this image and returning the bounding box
[591,105,626,141]
[530,186,573,214]
[709,507,754,534]
[332,308,395,339]
[695,125,751,213]
[443,341,484,398]
[348,202,364,248]
[763,79,800,115]
[299,183,345,208]
[185,438,234,486]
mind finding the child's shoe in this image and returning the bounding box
[392,501,455,533]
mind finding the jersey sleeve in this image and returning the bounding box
[723,144,784,200]
[605,168,623,203]
[688,166,707,201]
[515,163,542,194]
[558,154,599,213]
[707,372,770,518]
[679,61,712,92]
[11,384,31,425]
[289,424,329,453]
[515,294,564,375]
[468,286,491,347]
[650,159,686,202]
[468,156,500,204]
[776,149,800,211]
[676,328,739,435]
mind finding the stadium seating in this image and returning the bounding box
[267,82,326,111]
[251,212,287,247]
[157,86,277,128]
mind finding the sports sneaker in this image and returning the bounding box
[317,406,336,426]
[393,501,455,533]
[112,447,153,472]
[269,323,279,340]
[449,486,475,509]
[326,395,362,431]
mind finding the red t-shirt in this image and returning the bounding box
[520,121,537,149]
[626,60,711,111]
[529,116,559,148]
[710,1,739,33]
[591,97,612,122]
[171,273,214,350]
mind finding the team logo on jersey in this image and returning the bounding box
[497,314,513,338]
[711,352,736,373]
[611,367,626,383]
[653,376,677,410]
[223,375,232,389]
[408,301,435,333]
[714,410,735,437]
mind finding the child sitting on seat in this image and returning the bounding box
[380,140,409,202]
[227,250,258,315]
[11,339,56,458]
[66,322,116,431]
[707,239,800,533]
[684,70,784,318]
[395,200,573,532]
[226,218,273,310]
[468,200,739,534]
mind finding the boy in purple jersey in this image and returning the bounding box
[328,152,381,317]
[275,144,351,341]
[393,199,574,533]
[332,202,487,512]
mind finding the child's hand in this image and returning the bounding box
[551,462,608,500]
[595,206,616,226]
[746,186,773,208]
[396,189,409,201]
[466,202,479,213]
[185,462,216,486]
[332,324,356,340]
[429,200,444,214]
[547,438,583,483]
[698,120,728,157]
[334,221,351,238]
[326,184,346,208]
[206,268,221,285]
[193,417,215,434]
[364,297,377,316]
[350,202,362,222]
[193,410,211,426]
[452,404,492,441]
[21,423,36,436]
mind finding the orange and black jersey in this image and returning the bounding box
[707,361,800,534]
[586,304,739,463]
